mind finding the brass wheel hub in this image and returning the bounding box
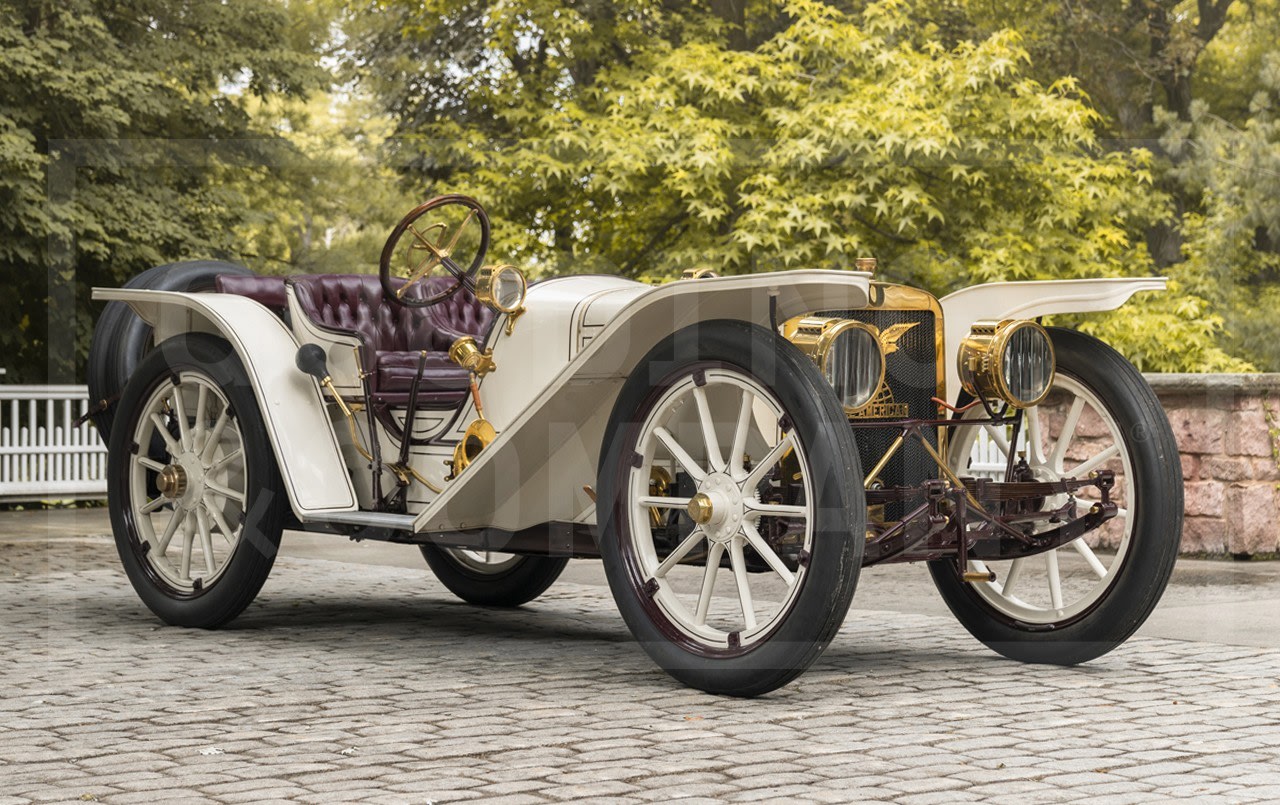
[686,493,715,525]
[692,472,746,544]
[157,465,188,499]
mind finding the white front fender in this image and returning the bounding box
[92,288,359,517]
[413,270,873,533]
[939,277,1167,402]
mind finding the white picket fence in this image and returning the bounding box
[968,425,1017,479]
[0,383,1016,503]
[0,385,108,501]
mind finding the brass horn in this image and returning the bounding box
[450,375,495,478]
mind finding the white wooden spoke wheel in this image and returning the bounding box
[950,374,1133,623]
[442,549,523,574]
[930,328,1182,665]
[129,372,247,592]
[627,368,813,649]
[419,544,568,607]
[107,334,285,629]
[598,321,863,697]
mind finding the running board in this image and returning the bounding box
[302,511,417,531]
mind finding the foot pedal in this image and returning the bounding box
[963,570,996,583]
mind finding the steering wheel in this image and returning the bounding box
[379,194,491,307]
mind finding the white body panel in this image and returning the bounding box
[94,271,1162,536]
[939,277,1167,402]
[92,288,359,516]
[412,270,873,533]
[479,275,645,429]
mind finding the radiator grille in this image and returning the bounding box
[821,308,941,520]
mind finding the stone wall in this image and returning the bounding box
[1146,374,1280,556]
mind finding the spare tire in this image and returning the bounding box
[86,260,255,438]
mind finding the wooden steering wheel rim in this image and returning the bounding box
[379,194,491,308]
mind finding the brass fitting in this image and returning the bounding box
[448,336,496,376]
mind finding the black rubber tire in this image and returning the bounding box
[108,333,286,628]
[929,328,1183,665]
[597,320,865,697]
[87,260,255,439]
[420,545,569,607]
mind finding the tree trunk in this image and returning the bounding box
[709,0,748,51]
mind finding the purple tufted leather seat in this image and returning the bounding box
[214,274,291,315]
[284,274,491,408]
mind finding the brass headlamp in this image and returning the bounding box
[476,264,527,334]
[957,319,1056,408]
[787,317,886,414]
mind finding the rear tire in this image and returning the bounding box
[108,333,285,628]
[420,545,568,607]
[88,260,254,438]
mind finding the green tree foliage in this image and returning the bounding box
[231,93,404,276]
[1163,53,1280,369]
[349,0,1239,370]
[0,0,326,382]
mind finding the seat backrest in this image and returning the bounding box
[422,279,495,345]
[291,275,496,352]
[215,274,290,314]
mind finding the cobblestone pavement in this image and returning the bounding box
[3,536,1280,804]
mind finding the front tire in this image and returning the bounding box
[929,328,1182,664]
[420,545,568,607]
[598,320,864,697]
[108,333,285,628]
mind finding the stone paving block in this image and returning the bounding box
[8,550,1280,803]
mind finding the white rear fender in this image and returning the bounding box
[415,270,873,533]
[939,277,1167,401]
[92,288,359,517]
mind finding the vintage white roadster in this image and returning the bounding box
[89,195,1182,696]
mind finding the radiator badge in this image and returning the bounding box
[850,322,919,420]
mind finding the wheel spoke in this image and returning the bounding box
[206,480,246,504]
[194,385,209,446]
[744,501,807,519]
[195,507,216,576]
[654,427,706,482]
[653,529,706,579]
[209,448,243,475]
[728,389,754,481]
[999,557,1025,598]
[154,512,182,554]
[742,522,795,587]
[1071,538,1109,579]
[138,496,168,514]
[201,410,231,464]
[149,413,181,454]
[1072,444,1120,478]
[982,424,1012,458]
[1050,396,1085,471]
[137,456,167,473]
[693,542,724,626]
[691,386,724,472]
[204,497,240,547]
[743,434,794,491]
[1045,549,1064,610]
[637,495,692,509]
[171,386,191,451]
[1024,406,1046,465]
[179,512,196,581]
[729,538,757,631]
